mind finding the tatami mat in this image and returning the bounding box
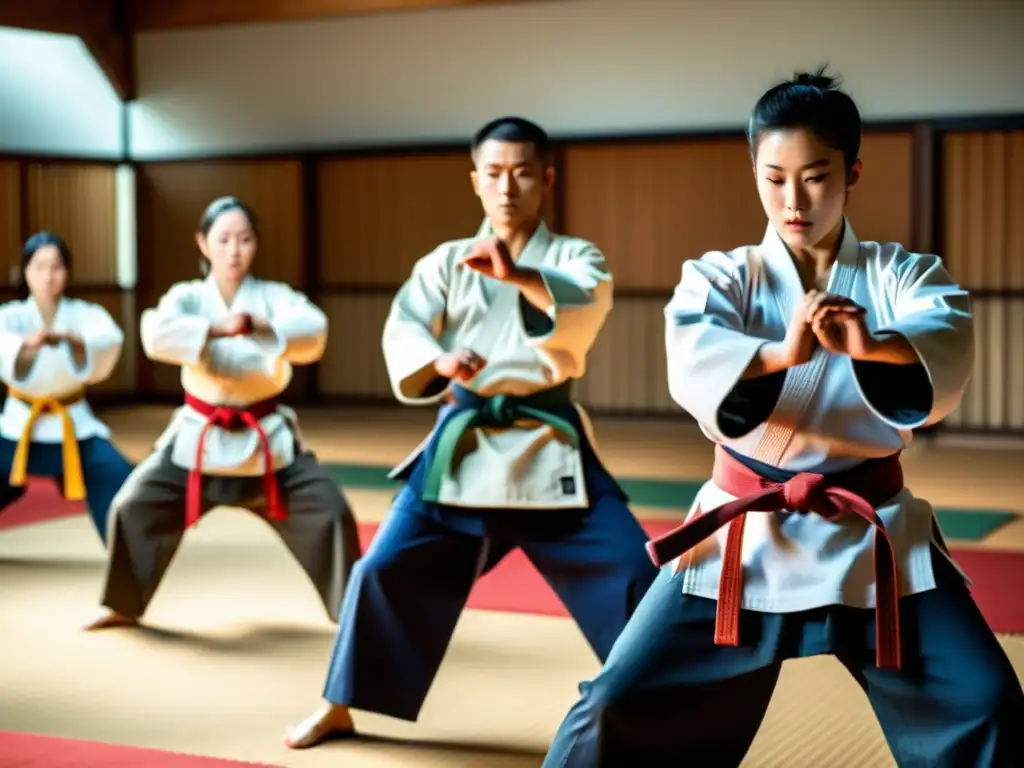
[3,405,1023,767]
[2,509,1022,768]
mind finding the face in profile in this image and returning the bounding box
[754,126,861,253]
[197,209,257,282]
[24,244,68,302]
[470,139,553,230]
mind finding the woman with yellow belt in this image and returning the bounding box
[0,231,134,544]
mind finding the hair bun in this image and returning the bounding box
[794,68,837,90]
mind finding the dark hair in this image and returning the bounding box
[197,196,259,237]
[747,66,862,173]
[18,231,72,299]
[471,116,551,164]
[196,196,259,274]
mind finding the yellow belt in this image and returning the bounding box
[8,387,87,501]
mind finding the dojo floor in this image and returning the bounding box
[1,404,1023,768]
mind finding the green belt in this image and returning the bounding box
[420,380,579,503]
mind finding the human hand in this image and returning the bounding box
[809,296,874,359]
[210,313,252,338]
[459,237,516,282]
[22,330,51,351]
[434,349,486,381]
[61,332,86,351]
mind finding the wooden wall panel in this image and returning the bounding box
[563,139,763,290]
[939,131,1024,432]
[24,163,118,284]
[0,161,21,287]
[317,152,556,287]
[942,131,1024,290]
[562,133,913,290]
[137,160,304,396]
[847,132,914,246]
[317,293,393,398]
[573,296,675,413]
[943,296,1024,431]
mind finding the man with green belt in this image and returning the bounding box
[285,116,659,749]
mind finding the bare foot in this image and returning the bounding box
[84,609,139,631]
[284,703,355,749]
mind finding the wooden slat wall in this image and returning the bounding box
[24,163,118,284]
[941,130,1024,431]
[317,293,393,398]
[0,162,22,286]
[126,124,1023,434]
[136,160,305,396]
[322,153,487,285]
[562,139,765,290]
[563,132,913,291]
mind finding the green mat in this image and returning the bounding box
[324,463,1017,542]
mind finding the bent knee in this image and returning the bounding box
[109,493,144,524]
[109,492,185,537]
[575,672,636,718]
[955,660,1024,722]
[348,541,405,587]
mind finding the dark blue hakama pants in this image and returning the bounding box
[319,403,659,722]
[0,436,133,544]
[541,456,1024,768]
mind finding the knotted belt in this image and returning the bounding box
[421,380,578,503]
[646,445,905,670]
[184,393,284,529]
[8,387,87,501]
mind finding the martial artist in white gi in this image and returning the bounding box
[88,197,361,630]
[285,117,658,749]
[0,231,132,544]
[543,69,1024,767]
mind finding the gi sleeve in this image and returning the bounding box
[381,245,451,404]
[141,282,265,377]
[0,302,34,387]
[63,302,124,384]
[665,251,785,441]
[853,250,974,429]
[250,282,328,365]
[516,244,613,369]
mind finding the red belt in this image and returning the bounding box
[184,393,285,529]
[646,445,904,670]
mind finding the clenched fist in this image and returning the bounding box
[210,313,253,338]
[434,349,486,381]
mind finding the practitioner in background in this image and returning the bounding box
[87,196,361,631]
[0,231,133,544]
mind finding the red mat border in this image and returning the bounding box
[0,731,282,767]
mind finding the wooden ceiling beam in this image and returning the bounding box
[129,0,531,32]
[81,0,136,102]
[0,0,109,38]
[0,0,136,102]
